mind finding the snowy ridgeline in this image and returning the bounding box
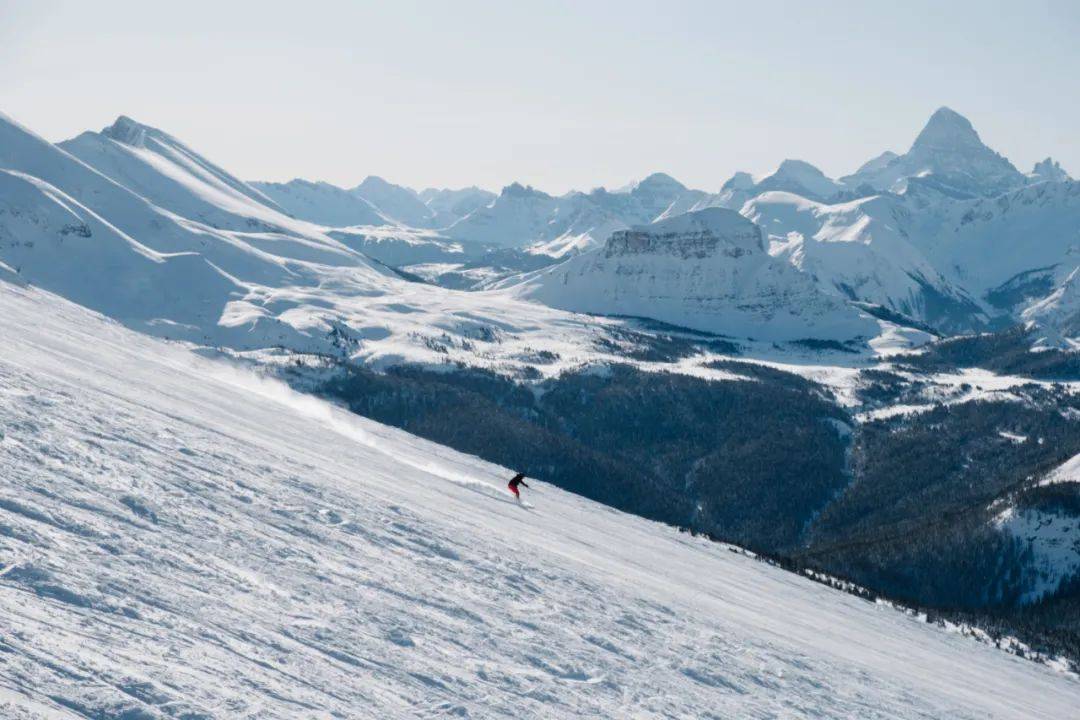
[1,284,1077,719]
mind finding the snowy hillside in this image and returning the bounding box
[1,282,1076,719]
[511,208,879,342]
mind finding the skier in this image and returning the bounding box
[507,472,529,500]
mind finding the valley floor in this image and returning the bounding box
[0,283,1076,719]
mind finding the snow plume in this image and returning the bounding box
[203,359,375,447]
[201,358,519,501]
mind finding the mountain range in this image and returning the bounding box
[2,105,1078,353]
[239,107,1078,344]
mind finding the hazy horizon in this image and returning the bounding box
[2,0,1078,194]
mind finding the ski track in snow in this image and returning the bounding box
[0,284,1077,719]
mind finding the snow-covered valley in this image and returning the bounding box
[2,283,1078,719]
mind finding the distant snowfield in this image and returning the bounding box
[1,283,1077,719]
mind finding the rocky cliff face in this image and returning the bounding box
[604,206,763,259]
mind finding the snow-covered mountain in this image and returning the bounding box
[59,116,311,234]
[511,207,879,341]
[446,182,561,245]
[697,108,1080,339]
[0,112,417,350]
[251,177,390,227]
[445,182,629,256]
[2,281,1076,719]
[352,175,436,227]
[925,180,1080,308]
[1023,267,1080,348]
[719,160,846,208]
[418,185,496,227]
[247,180,493,231]
[445,173,722,256]
[842,107,1026,198]
[6,106,1078,349]
[742,191,986,333]
[598,171,714,223]
[0,111,630,369]
[1028,157,1072,184]
[441,162,845,257]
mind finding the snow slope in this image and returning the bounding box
[0,167,239,328]
[1,282,1077,718]
[511,208,879,342]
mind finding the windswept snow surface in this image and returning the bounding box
[1,283,1077,718]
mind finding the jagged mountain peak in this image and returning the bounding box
[500,181,552,200]
[844,107,1024,198]
[911,106,984,151]
[1030,157,1071,183]
[100,115,164,147]
[721,171,756,192]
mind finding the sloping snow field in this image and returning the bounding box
[1,283,1076,719]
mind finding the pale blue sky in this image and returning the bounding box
[2,0,1077,193]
